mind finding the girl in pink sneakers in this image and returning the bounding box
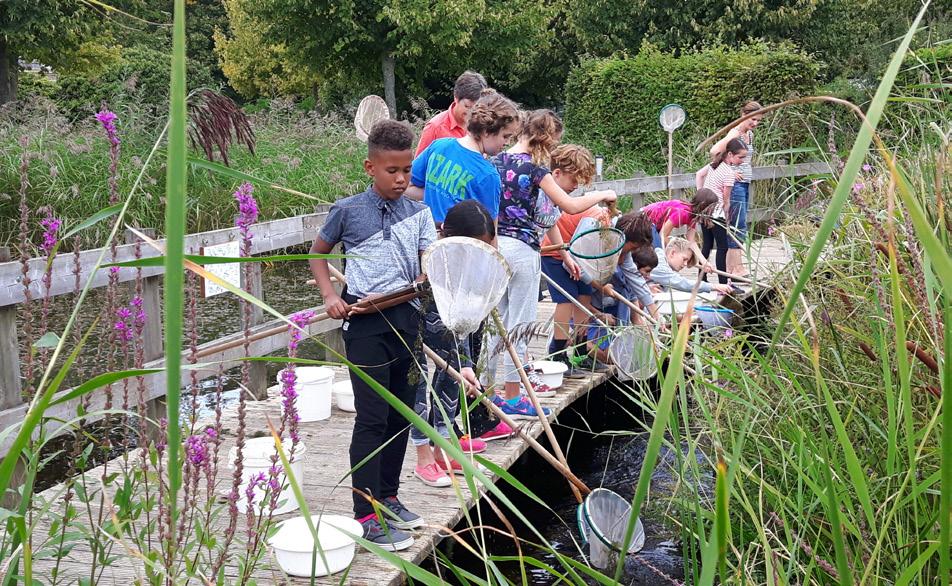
[411,200,515,487]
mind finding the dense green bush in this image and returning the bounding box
[19,47,220,120]
[564,43,820,173]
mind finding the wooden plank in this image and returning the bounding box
[0,213,327,308]
[0,247,22,409]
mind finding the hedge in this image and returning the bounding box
[564,43,820,173]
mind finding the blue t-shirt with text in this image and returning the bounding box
[411,137,502,222]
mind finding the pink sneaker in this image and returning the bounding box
[414,463,451,487]
[458,435,487,454]
[436,456,487,476]
[479,421,516,442]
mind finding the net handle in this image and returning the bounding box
[566,227,626,260]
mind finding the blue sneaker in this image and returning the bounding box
[491,393,507,409]
[498,396,551,420]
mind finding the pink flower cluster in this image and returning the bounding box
[94,110,120,147]
[40,212,62,255]
[115,297,148,342]
[234,182,258,234]
[185,427,217,467]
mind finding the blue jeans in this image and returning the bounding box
[651,224,662,248]
[727,182,749,249]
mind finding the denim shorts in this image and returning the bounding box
[727,182,750,249]
[651,224,662,248]
[541,255,592,303]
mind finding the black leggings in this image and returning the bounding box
[701,220,729,284]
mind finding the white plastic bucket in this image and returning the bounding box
[229,436,307,515]
[270,514,362,577]
[332,380,355,412]
[278,366,334,422]
[531,360,568,389]
[696,306,734,330]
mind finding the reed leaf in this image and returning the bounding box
[162,0,188,554]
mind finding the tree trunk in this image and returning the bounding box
[381,51,396,118]
[0,38,17,105]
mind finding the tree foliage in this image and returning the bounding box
[213,0,319,99]
[241,0,554,111]
[0,0,97,102]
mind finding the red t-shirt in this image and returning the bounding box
[540,208,606,259]
[415,104,465,156]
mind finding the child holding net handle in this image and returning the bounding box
[409,200,513,488]
[483,112,617,417]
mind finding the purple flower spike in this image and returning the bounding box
[234,182,258,232]
[40,211,62,255]
[95,110,121,147]
[853,182,865,194]
[862,163,872,172]
[185,433,210,467]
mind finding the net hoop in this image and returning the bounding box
[422,237,512,336]
[576,488,646,554]
[354,95,389,142]
[609,325,658,382]
[566,227,625,260]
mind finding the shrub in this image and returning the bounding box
[564,43,820,173]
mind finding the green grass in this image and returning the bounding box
[0,104,367,247]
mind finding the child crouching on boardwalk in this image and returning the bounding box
[308,120,436,551]
[650,237,733,295]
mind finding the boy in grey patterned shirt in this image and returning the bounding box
[309,120,436,551]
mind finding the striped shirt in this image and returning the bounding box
[702,164,737,219]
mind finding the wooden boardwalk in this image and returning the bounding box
[30,238,792,585]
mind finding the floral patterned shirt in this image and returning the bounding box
[491,152,560,249]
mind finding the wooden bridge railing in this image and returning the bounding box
[0,161,832,456]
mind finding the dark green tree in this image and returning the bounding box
[246,0,553,114]
[0,0,95,103]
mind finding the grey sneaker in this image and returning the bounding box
[361,516,414,551]
[381,496,424,530]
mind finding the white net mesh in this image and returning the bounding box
[578,488,646,569]
[354,95,389,142]
[568,227,625,285]
[423,237,511,337]
[609,326,658,382]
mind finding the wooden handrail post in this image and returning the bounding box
[0,247,22,410]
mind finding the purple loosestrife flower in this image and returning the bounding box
[40,211,61,255]
[853,182,865,194]
[862,163,872,173]
[185,433,209,467]
[115,305,134,342]
[245,471,266,503]
[95,110,120,147]
[281,310,315,445]
[234,182,258,234]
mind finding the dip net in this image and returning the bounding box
[423,237,511,337]
[567,226,625,285]
[608,325,658,382]
[577,488,646,569]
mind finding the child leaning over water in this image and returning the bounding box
[308,120,436,552]
[411,200,514,488]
